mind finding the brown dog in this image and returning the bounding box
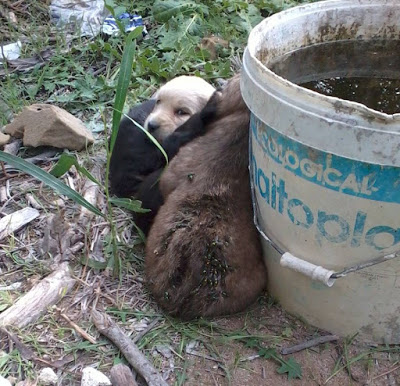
[145,75,267,319]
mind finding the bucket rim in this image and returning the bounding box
[246,0,400,124]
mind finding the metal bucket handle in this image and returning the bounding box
[248,135,400,287]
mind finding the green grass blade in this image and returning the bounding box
[109,197,151,213]
[0,151,104,218]
[109,28,142,153]
[80,256,108,270]
[50,153,102,186]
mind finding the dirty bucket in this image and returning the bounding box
[241,0,400,343]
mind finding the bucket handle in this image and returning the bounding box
[248,135,400,287]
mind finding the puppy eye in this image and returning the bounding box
[176,109,189,116]
[156,99,161,105]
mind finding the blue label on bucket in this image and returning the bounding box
[251,116,400,204]
[250,116,400,251]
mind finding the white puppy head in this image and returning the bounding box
[144,76,215,140]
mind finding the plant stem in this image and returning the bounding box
[103,110,120,277]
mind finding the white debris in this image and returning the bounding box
[155,344,173,359]
[185,340,200,353]
[0,374,12,386]
[38,367,58,385]
[0,282,22,291]
[49,0,108,37]
[0,41,21,62]
[81,367,111,386]
[129,317,150,332]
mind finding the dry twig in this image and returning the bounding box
[0,262,76,328]
[0,207,40,241]
[91,309,168,386]
[110,363,138,386]
[79,165,101,225]
[0,185,7,203]
[55,306,97,344]
[281,335,339,355]
[372,364,400,380]
[0,327,75,369]
[0,327,35,360]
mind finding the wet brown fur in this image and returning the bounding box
[145,75,267,319]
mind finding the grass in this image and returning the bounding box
[0,0,318,125]
[3,0,400,385]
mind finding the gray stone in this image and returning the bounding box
[155,344,173,359]
[81,367,111,386]
[38,367,58,385]
[4,104,94,151]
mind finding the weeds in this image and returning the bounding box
[0,0,317,124]
[243,337,302,379]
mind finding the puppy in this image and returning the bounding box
[109,76,216,234]
[134,98,220,235]
[145,76,216,140]
[109,76,215,198]
[145,75,267,319]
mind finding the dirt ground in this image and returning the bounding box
[181,307,400,386]
[1,157,400,386]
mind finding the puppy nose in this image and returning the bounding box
[147,120,160,133]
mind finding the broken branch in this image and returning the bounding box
[0,262,76,328]
[91,309,167,386]
[281,335,339,355]
[110,363,138,386]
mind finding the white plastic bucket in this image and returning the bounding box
[241,0,400,343]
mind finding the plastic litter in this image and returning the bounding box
[102,12,147,37]
[0,41,21,62]
[49,0,108,37]
[49,0,147,38]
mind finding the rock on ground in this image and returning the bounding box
[0,375,11,386]
[38,367,58,385]
[81,367,111,386]
[0,132,10,147]
[4,104,94,151]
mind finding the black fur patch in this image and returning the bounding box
[109,93,219,235]
[109,99,161,198]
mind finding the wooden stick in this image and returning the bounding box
[79,165,101,225]
[0,185,7,203]
[55,306,97,344]
[0,207,39,241]
[110,363,138,386]
[281,335,339,355]
[186,348,223,363]
[0,327,34,360]
[0,262,76,328]
[91,309,168,386]
[26,193,42,209]
[372,364,400,380]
